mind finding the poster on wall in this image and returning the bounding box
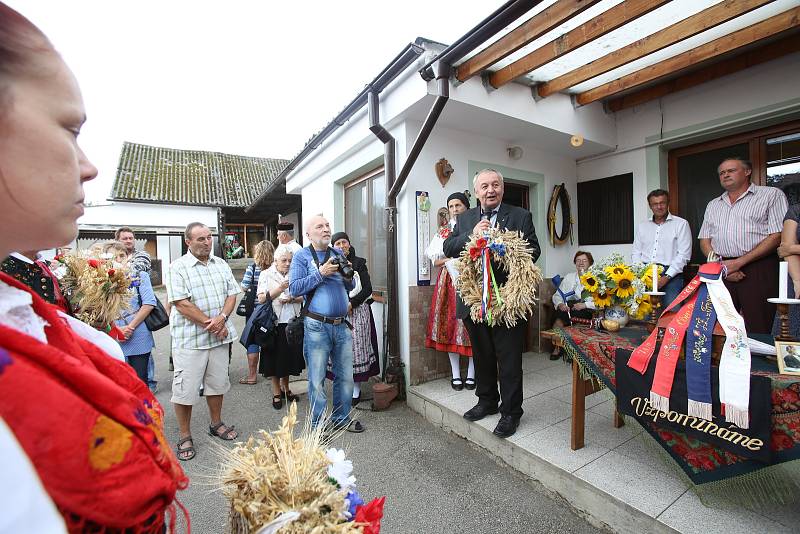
[415,191,431,286]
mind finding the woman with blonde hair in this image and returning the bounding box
[239,239,275,384]
[0,4,187,530]
[257,245,305,409]
[104,241,156,383]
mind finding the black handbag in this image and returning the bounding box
[285,246,327,348]
[236,264,257,317]
[137,289,169,331]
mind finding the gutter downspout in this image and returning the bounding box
[371,60,451,394]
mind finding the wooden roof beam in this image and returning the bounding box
[488,0,671,89]
[606,34,800,112]
[537,0,776,98]
[575,6,800,106]
[455,0,603,83]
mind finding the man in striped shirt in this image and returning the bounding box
[699,157,788,334]
[166,222,241,460]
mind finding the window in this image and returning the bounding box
[344,168,387,290]
[577,173,634,245]
[668,119,800,264]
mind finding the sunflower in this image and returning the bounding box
[633,296,653,319]
[640,264,663,288]
[613,270,636,299]
[605,264,633,283]
[593,290,612,308]
[580,271,599,292]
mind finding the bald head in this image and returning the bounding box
[305,215,331,250]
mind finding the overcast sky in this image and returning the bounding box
[9,1,496,202]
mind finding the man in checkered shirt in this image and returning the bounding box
[165,222,241,461]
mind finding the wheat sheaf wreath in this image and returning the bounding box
[456,228,542,327]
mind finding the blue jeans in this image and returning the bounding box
[147,353,157,391]
[662,274,684,309]
[304,316,354,427]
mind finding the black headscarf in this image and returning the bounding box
[446,192,470,210]
[331,232,356,259]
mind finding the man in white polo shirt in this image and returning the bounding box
[166,222,241,461]
[631,188,692,307]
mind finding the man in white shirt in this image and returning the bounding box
[277,221,303,254]
[631,189,692,307]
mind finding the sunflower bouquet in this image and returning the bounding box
[578,253,662,320]
[54,250,135,332]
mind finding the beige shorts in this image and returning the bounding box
[170,344,231,405]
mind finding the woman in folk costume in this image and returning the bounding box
[0,5,188,532]
[330,232,381,405]
[425,192,474,390]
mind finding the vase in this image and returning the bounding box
[604,305,629,328]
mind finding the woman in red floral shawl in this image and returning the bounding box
[425,192,474,390]
[0,4,188,532]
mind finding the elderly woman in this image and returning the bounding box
[105,241,156,384]
[257,245,305,409]
[425,192,473,390]
[550,251,595,359]
[239,239,274,384]
[331,231,380,405]
[0,4,187,531]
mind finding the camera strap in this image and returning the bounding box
[301,245,332,316]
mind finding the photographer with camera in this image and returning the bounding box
[288,215,365,433]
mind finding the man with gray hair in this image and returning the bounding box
[165,222,241,461]
[444,169,540,439]
[277,221,302,254]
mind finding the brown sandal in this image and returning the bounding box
[208,422,238,440]
[238,377,257,385]
[175,436,195,461]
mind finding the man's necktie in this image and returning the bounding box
[481,209,497,221]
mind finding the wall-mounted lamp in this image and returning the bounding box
[507,146,523,160]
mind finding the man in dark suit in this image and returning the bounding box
[443,169,540,438]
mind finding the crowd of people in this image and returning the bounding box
[2,2,799,531]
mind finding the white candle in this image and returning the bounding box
[779,261,788,300]
[651,264,658,293]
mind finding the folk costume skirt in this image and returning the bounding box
[425,268,472,357]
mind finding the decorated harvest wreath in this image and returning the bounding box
[456,227,542,327]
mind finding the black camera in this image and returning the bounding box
[329,254,354,279]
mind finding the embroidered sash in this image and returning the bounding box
[650,293,698,412]
[685,283,717,421]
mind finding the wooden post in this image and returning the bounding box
[571,358,586,450]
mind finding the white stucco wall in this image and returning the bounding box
[78,201,218,265]
[576,52,800,263]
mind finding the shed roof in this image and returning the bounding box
[111,141,289,207]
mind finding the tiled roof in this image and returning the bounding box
[111,142,289,207]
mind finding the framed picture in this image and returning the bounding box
[776,341,800,376]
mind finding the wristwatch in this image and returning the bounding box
[222,312,230,321]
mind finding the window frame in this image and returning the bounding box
[344,166,386,292]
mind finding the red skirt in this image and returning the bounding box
[425,268,472,356]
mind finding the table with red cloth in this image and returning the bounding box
[553,324,800,485]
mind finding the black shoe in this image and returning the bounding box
[451,378,464,391]
[352,394,361,407]
[463,403,499,422]
[550,349,561,361]
[464,378,476,390]
[272,394,284,410]
[493,415,520,438]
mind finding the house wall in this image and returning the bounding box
[576,52,800,262]
[77,201,218,266]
